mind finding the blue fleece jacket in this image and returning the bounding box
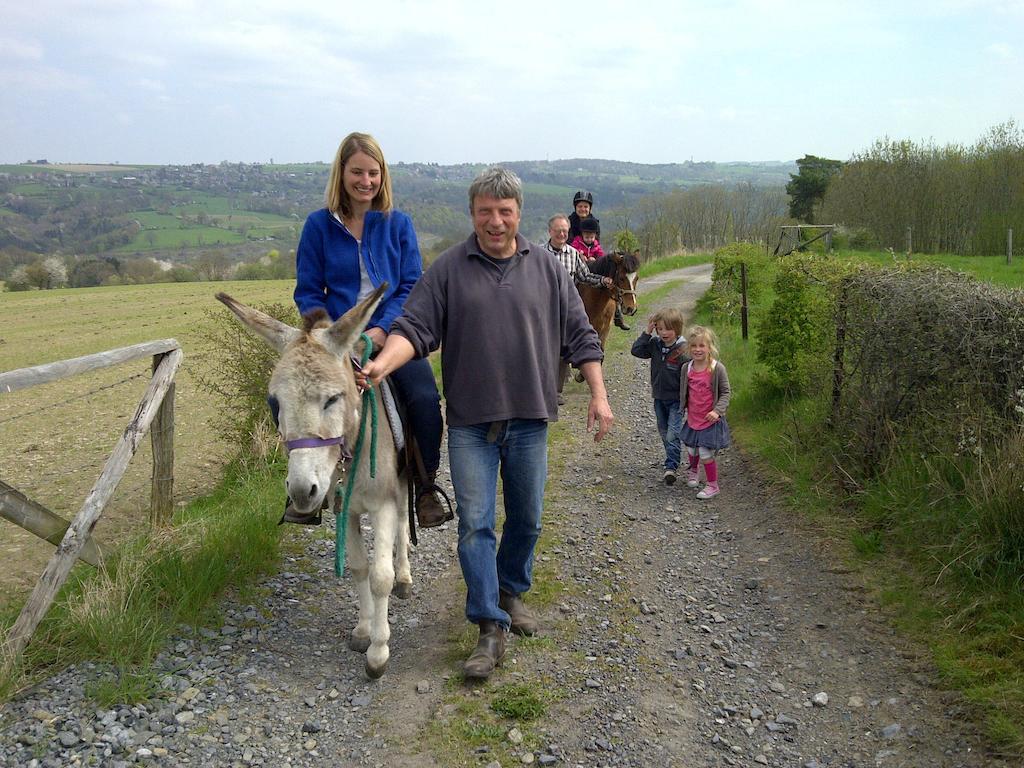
[294,208,422,330]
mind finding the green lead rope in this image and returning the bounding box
[335,333,379,578]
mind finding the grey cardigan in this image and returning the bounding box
[391,233,604,427]
[679,359,731,415]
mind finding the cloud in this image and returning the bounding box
[986,41,1015,58]
[0,36,43,61]
[0,65,89,91]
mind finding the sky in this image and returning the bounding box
[1,0,1022,166]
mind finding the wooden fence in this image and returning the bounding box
[0,339,183,663]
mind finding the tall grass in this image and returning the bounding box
[1,461,283,701]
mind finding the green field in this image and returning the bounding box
[117,199,299,252]
[0,280,295,602]
[835,249,1024,287]
[119,223,246,251]
[522,182,577,196]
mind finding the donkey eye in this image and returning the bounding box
[324,394,342,410]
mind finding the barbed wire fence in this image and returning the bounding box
[0,344,195,603]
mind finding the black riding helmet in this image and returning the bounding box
[573,190,593,207]
[580,216,600,233]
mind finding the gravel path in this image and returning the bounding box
[1,265,1009,768]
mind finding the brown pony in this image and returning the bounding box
[577,250,640,349]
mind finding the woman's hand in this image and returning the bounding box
[365,327,387,353]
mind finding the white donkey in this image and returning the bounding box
[217,284,411,679]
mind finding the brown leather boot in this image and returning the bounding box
[614,305,631,330]
[416,472,453,528]
[499,590,539,636]
[462,620,507,679]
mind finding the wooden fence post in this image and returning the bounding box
[3,348,183,664]
[830,279,849,429]
[150,351,175,527]
[740,262,749,341]
[905,226,912,256]
[1009,228,1014,266]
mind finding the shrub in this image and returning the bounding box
[613,229,641,254]
[197,302,300,460]
[755,255,839,395]
[833,265,1024,477]
[706,242,771,324]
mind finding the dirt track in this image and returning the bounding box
[1,265,1010,768]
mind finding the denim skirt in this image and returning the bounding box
[680,418,731,451]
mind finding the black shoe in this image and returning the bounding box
[614,307,630,330]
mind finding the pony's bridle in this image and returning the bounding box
[606,262,637,307]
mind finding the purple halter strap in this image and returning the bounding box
[283,434,353,459]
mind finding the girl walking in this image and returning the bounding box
[679,326,731,499]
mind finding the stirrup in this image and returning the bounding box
[415,483,455,527]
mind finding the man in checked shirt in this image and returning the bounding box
[542,213,611,404]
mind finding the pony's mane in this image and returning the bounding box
[590,251,640,276]
[302,308,331,333]
[620,251,640,272]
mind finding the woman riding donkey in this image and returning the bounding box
[294,131,450,528]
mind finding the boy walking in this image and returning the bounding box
[631,309,690,484]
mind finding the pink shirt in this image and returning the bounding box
[686,367,714,430]
[570,236,605,261]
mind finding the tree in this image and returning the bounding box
[786,155,843,223]
[24,261,51,289]
[613,229,641,253]
[194,250,231,281]
[41,257,68,288]
[5,265,32,291]
[70,258,117,288]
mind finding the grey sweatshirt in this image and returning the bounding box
[390,233,604,427]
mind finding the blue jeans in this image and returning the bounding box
[447,419,548,628]
[653,398,682,470]
[388,357,442,475]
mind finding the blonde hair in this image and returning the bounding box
[324,132,393,217]
[687,325,720,361]
[649,308,684,336]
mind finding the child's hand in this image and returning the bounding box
[646,320,656,334]
[707,410,720,423]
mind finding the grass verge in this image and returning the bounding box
[697,258,1024,757]
[0,460,284,703]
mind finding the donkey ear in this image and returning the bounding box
[322,283,389,357]
[216,292,301,353]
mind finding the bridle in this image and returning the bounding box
[283,434,353,458]
[269,353,368,461]
[605,258,638,308]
